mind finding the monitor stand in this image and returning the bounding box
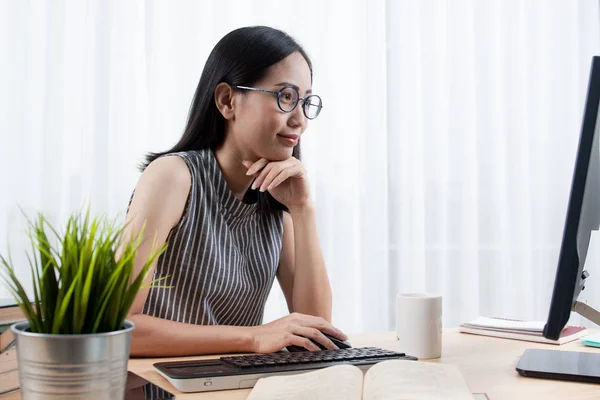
[573,300,600,326]
[516,301,600,384]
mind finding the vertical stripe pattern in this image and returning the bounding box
[141,149,284,327]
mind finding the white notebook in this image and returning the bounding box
[462,317,546,332]
[459,316,587,345]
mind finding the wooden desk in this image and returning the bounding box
[3,328,600,399]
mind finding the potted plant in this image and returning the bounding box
[0,210,166,400]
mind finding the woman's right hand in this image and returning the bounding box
[249,312,348,353]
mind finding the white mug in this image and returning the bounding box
[396,293,442,359]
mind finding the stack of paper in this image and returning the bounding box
[459,316,588,345]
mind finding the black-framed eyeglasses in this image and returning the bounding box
[233,85,323,120]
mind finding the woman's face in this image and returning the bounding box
[230,51,313,161]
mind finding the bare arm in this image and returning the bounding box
[277,207,333,322]
[128,314,254,357]
[246,157,333,323]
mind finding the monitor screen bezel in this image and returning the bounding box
[543,56,600,340]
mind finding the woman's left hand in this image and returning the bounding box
[242,157,311,208]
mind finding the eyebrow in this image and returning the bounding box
[274,82,312,95]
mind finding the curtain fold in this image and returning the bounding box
[1,0,598,332]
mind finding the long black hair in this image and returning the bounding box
[141,26,312,214]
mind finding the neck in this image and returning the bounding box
[214,141,255,201]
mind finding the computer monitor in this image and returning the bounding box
[516,56,600,384]
[544,55,600,339]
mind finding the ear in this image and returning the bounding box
[214,82,236,120]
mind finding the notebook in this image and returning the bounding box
[0,345,19,395]
[0,301,26,326]
[459,316,588,345]
[582,333,600,348]
[0,303,19,397]
[0,328,16,353]
[246,360,475,400]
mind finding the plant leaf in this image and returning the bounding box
[0,208,169,334]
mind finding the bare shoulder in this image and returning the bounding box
[141,155,191,190]
[129,155,192,229]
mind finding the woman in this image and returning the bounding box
[124,26,347,357]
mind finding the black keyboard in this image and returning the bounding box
[154,347,418,392]
[220,347,410,369]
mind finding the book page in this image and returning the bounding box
[363,361,475,400]
[247,364,363,400]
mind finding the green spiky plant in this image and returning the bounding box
[0,209,167,334]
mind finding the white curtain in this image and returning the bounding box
[1,0,599,334]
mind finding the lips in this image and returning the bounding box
[278,134,299,141]
[277,134,299,146]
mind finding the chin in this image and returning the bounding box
[260,147,294,162]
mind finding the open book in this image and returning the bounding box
[246,360,475,400]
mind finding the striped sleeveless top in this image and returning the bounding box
[140,149,284,326]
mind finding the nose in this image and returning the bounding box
[287,101,307,131]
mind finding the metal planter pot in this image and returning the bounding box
[11,320,135,400]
